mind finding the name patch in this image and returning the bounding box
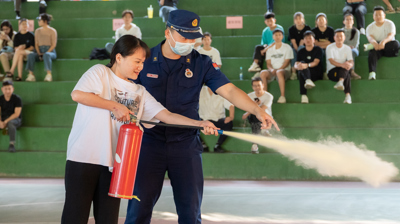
[147,73,158,78]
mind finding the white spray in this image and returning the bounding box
[222,131,399,187]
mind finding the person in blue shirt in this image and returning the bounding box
[248,12,285,75]
[125,9,279,224]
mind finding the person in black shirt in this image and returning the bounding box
[312,13,335,50]
[288,12,311,80]
[7,19,35,81]
[295,31,323,104]
[0,80,22,152]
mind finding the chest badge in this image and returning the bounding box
[185,68,193,78]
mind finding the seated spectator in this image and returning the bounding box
[294,31,323,104]
[326,29,353,104]
[159,0,178,23]
[381,0,400,13]
[105,10,142,54]
[242,77,273,154]
[0,20,17,81]
[288,12,311,80]
[0,80,22,153]
[248,12,285,75]
[197,32,222,68]
[259,29,293,104]
[343,0,367,35]
[312,13,334,51]
[14,0,47,20]
[26,13,57,82]
[199,86,234,153]
[343,13,361,80]
[7,19,35,81]
[194,27,203,51]
[366,6,400,80]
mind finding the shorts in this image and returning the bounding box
[267,69,291,83]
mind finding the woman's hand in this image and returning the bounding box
[199,120,219,136]
[111,102,133,123]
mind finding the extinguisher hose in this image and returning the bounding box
[139,120,224,135]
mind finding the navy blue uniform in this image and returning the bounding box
[125,40,230,224]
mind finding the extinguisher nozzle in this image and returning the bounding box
[217,130,224,135]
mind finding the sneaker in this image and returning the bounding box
[301,95,309,104]
[202,142,209,153]
[39,0,47,7]
[277,96,286,104]
[323,72,329,80]
[252,72,261,79]
[304,79,315,89]
[15,77,22,81]
[248,62,261,72]
[359,28,366,35]
[26,74,36,82]
[397,7,400,12]
[343,95,352,104]
[334,80,345,91]
[0,74,4,81]
[8,144,16,153]
[350,70,361,80]
[44,74,53,82]
[290,72,297,80]
[3,76,13,82]
[214,144,226,153]
[251,143,259,154]
[386,9,396,14]
[16,15,21,20]
[368,72,376,80]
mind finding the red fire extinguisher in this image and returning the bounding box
[108,123,143,200]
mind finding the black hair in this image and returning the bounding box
[373,6,385,12]
[39,13,53,25]
[202,32,212,40]
[0,20,14,48]
[122,9,134,19]
[343,13,357,41]
[19,18,28,24]
[2,80,13,87]
[334,28,345,34]
[251,77,263,85]
[303,30,315,38]
[107,35,151,68]
[264,12,275,20]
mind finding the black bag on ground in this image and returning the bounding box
[89,48,110,60]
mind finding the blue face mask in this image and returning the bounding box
[167,32,195,56]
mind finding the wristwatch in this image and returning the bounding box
[308,63,311,68]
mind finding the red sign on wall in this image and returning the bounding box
[113,19,124,31]
[226,16,243,29]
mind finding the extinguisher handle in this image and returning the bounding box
[139,120,224,135]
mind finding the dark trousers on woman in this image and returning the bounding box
[61,160,121,224]
[298,68,322,95]
[343,2,367,29]
[368,40,400,72]
[253,45,266,69]
[328,67,351,94]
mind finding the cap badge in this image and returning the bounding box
[192,19,198,27]
[185,68,193,78]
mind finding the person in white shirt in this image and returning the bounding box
[199,85,234,152]
[326,29,353,104]
[259,29,294,104]
[105,10,142,54]
[61,35,218,224]
[366,6,400,80]
[242,77,273,154]
[197,32,222,68]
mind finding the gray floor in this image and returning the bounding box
[0,179,399,224]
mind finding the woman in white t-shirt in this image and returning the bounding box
[197,32,222,68]
[61,35,218,224]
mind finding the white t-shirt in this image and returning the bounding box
[67,64,165,167]
[115,23,142,41]
[194,27,203,51]
[197,47,222,66]
[247,91,273,117]
[326,43,353,73]
[366,19,396,42]
[266,43,294,70]
[199,86,232,122]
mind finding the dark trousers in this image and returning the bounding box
[1,118,22,142]
[210,118,233,145]
[253,45,266,69]
[368,40,400,72]
[248,114,261,134]
[328,67,351,94]
[125,136,203,224]
[61,160,121,224]
[343,2,367,29]
[298,68,322,95]
[266,0,273,11]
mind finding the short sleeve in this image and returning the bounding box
[223,98,233,110]
[315,47,323,61]
[288,26,294,40]
[134,27,142,40]
[14,95,22,108]
[140,89,165,124]
[115,28,122,41]
[388,20,396,35]
[214,49,222,66]
[366,23,373,38]
[326,45,333,60]
[266,49,272,61]
[296,49,304,62]
[346,47,353,61]
[285,45,294,59]
[202,56,230,93]
[73,64,106,95]
[328,27,335,43]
